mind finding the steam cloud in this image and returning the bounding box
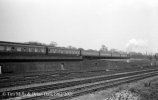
[126,39,148,53]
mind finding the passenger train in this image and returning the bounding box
[0,41,129,58]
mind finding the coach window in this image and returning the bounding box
[17,47,21,52]
[41,49,44,53]
[50,49,52,53]
[40,49,43,52]
[11,47,15,51]
[61,50,64,54]
[64,50,66,54]
[35,48,38,52]
[52,49,55,53]
[0,46,5,51]
[58,49,61,53]
[38,49,41,52]
[60,49,62,53]
[28,48,31,52]
[68,50,70,54]
[51,49,54,53]
[57,50,60,53]
[51,49,53,53]
[59,50,62,53]
[29,48,32,52]
[25,48,27,52]
[66,50,69,54]
[40,49,42,52]
[6,47,11,51]
[23,48,26,52]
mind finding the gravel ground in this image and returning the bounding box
[70,75,158,100]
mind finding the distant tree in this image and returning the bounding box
[155,53,158,60]
[100,45,108,52]
[25,41,46,46]
[87,49,97,52]
[129,51,149,58]
[137,52,143,55]
[78,48,84,50]
[49,41,57,47]
[129,51,137,55]
[67,46,77,49]
[118,50,127,54]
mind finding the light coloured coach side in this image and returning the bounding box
[120,54,128,57]
[47,47,80,56]
[81,50,99,56]
[100,52,112,57]
[111,52,121,57]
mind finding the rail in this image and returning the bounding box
[0,68,158,100]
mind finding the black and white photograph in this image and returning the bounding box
[0,0,158,100]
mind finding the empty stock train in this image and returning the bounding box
[0,41,129,58]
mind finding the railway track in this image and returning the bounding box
[0,68,158,100]
[0,67,155,88]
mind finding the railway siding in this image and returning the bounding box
[0,68,157,92]
[1,68,158,100]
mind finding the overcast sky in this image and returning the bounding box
[0,0,158,53]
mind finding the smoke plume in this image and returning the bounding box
[126,39,148,53]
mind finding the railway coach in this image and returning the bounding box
[81,50,100,57]
[120,53,128,58]
[0,41,46,56]
[47,46,80,56]
[99,51,112,57]
[0,41,129,59]
[111,52,121,58]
